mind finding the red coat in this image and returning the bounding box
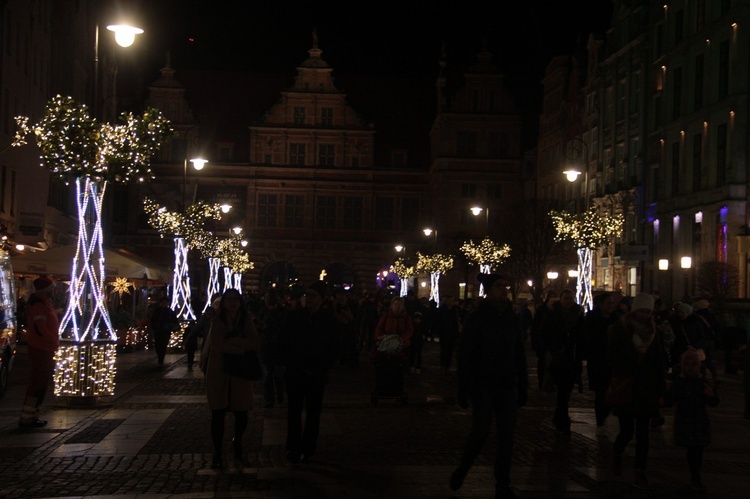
[375,311,413,348]
[26,293,60,352]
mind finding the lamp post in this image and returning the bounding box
[423,227,437,252]
[681,256,692,300]
[94,23,143,121]
[470,206,489,235]
[183,158,208,211]
[563,137,590,211]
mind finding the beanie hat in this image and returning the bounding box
[33,276,54,292]
[631,293,655,312]
[677,303,693,316]
[477,273,502,290]
[306,280,328,298]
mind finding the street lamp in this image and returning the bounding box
[423,227,437,251]
[564,137,590,210]
[681,256,692,299]
[395,244,405,253]
[94,23,143,121]
[470,206,489,235]
[183,158,208,210]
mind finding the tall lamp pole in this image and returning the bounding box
[470,206,489,235]
[183,158,208,210]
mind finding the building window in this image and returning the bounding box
[717,124,727,186]
[488,132,509,158]
[692,134,702,192]
[461,183,477,199]
[400,197,419,231]
[318,144,335,166]
[374,197,394,230]
[616,79,626,119]
[672,66,682,119]
[694,54,704,110]
[674,9,684,44]
[718,41,729,99]
[488,184,503,198]
[316,195,336,229]
[217,143,233,161]
[9,169,15,216]
[321,107,333,126]
[293,106,306,125]
[290,143,306,165]
[284,194,304,228]
[671,141,680,196]
[456,131,477,156]
[350,156,359,168]
[343,196,363,230]
[258,194,277,227]
[264,153,272,164]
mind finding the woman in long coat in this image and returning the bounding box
[201,288,260,469]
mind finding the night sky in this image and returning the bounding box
[117,0,613,148]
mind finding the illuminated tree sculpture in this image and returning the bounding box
[460,237,511,296]
[143,198,223,320]
[550,208,623,311]
[215,235,253,293]
[391,258,416,297]
[13,95,172,400]
[416,252,454,305]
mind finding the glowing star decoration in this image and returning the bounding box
[143,198,224,320]
[391,258,416,297]
[416,252,454,306]
[460,238,511,296]
[111,277,132,297]
[13,95,172,347]
[550,208,623,312]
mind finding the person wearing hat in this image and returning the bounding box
[671,302,717,383]
[19,276,60,428]
[607,292,667,489]
[279,280,339,464]
[451,273,528,498]
[192,295,222,371]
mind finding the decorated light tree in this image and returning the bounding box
[391,258,416,297]
[13,95,172,401]
[215,235,253,293]
[143,197,223,321]
[416,252,454,305]
[460,237,511,296]
[550,208,623,311]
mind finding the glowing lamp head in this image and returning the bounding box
[658,259,669,270]
[232,227,243,235]
[240,239,248,247]
[395,244,404,252]
[563,170,582,182]
[470,206,483,216]
[220,204,232,213]
[107,24,144,47]
[190,158,208,170]
[423,228,433,236]
[547,271,559,280]
[680,256,692,269]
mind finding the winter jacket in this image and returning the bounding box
[457,299,528,399]
[203,312,260,411]
[257,305,286,365]
[280,305,339,386]
[582,308,617,390]
[673,375,719,447]
[374,311,413,348]
[607,313,667,417]
[26,293,59,352]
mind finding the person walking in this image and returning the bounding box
[408,311,426,373]
[451,273,528,499]
[373,296,413,359]
[150,297,178,366]
[530,290,556,390]
[280,280,339,464]
[608,293,667,489]
[540,288,585,435]
[435,294,460,374]
[200,288,260,469]
[188,296,221,370]
[672,347,720,492]
[582,292,618,428]
[19,276,59,428]
[257,290,286,408]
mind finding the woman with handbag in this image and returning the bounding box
[201,288,260,469]
[607,293,667,489]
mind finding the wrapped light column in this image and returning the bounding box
[460,237,511,297]
[171,236,195,321]
[391,258,416,298]
[416,252,454,307]
[202,257,221,312]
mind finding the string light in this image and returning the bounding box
[416,252,454,305]
[391,258,417,297]
[112,277,132,297]
[460,237,511,269]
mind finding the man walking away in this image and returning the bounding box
[451,273,528,499]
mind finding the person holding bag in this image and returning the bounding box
[607,293,667,489]
[202,288,260,469]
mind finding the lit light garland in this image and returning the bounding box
[201,257,221,312]
[416,252,454,306]
[143,198,224,320]
[460,237,512,296]
[550,208,624,311]
[14,95,172,401]
[391,258,416,297]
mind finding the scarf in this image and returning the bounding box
[628,314,656,355]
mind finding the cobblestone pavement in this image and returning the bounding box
[0,339,748,498]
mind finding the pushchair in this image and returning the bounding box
[371,334,407,406]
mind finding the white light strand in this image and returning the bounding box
[59,178,116,341]
[478,263,491,297]
[430,273,440,306]
[400,277,409,297]
[202,257,221,313]
[171,237,195,320]
[233,273,242,291]
[577,247,594,312]
[223,267,233,293]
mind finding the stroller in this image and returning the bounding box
[371,334,407,406]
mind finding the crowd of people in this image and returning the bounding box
[133,278,746,498]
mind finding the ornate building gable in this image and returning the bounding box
[250,31,375,168]
[145,52,195,124]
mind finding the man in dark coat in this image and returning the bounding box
[450,274,528,499]
[150,297,178,366]
[280,280,339,464]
